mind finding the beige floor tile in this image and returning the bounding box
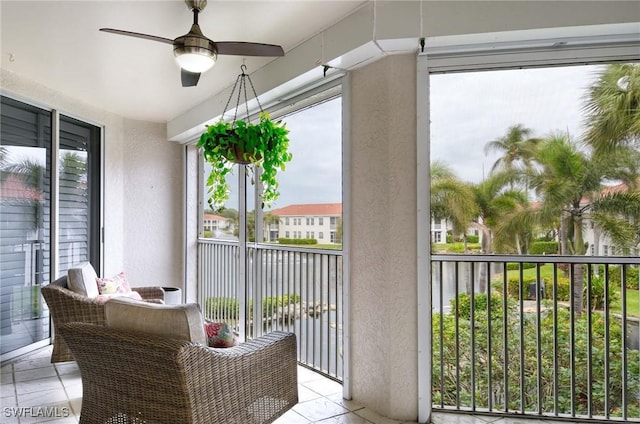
[316,411,374,424]
[325,393,365,412]
[14,366,58,383]
[354,408,415,424]
[273,408,313,424]
[298,384,324,402]
[302,378,343,397]
[293,397,350,422]
[17,387,68,408]
[298,366,327,383]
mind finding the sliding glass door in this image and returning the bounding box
[0,96,101,358]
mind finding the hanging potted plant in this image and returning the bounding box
[197,66,292,210]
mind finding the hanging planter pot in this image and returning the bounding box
[198,65,292,210]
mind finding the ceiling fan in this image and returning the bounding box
[100,0,285,87]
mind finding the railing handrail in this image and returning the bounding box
[198,238,343,256]
[432,253,640,265]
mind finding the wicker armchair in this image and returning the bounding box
[59,323,298,424]
[42,275,165,363]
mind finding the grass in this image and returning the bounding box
[612,289,640,317]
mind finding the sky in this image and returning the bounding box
[209,63,608,211]
[430,64,604,183]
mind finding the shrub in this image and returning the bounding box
[432,298,640,417]
[507,277,537,298]
[452,293,504,320]
[542,277,571,302]
[205,294,301,321]
[278,238,318,245]
[599,265,640,290]
[506,262,537,271]
[587,276,620,310]
[466,234,479,243]
[529,241,559,255]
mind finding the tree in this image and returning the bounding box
[484,124,540,174]
[430,161,478,251]
[527,133,640,313]
[584,63,640,154]
[470,171,528,292]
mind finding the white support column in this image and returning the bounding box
[238,165,247,342]
[416,54,432,424]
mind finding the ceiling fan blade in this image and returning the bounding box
[100,28,174,45]
[181,69,201,87]
[216,42,284,57]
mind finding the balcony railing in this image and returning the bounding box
[198,239,343,381]
[197,242,639,421]
[432,254,640,422]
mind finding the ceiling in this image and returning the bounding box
[0,0,367,123]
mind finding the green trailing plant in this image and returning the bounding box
[198,112,292,210]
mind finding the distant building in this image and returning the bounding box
[269,203,342,244]
[203,213,231,234]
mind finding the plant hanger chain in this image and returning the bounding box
[222,64,264,127]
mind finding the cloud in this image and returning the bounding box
[430,64,604,183]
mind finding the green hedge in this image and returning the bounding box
[529,241,559,255]
[204,294,301,321]
[278,238,318,245]
[505,262,537,271]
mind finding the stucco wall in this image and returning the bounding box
[1,69,183,287]
[348,54,418,420]
[121,119,183,287]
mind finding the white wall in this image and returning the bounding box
[121,119,183,287]
[1,69,183,287]
[348,54,418,420]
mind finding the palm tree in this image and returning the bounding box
[527,133,640,313]
[470,171,528,292]
[484,124,541,174]
[584,63,640,154]
[430,161,477,251]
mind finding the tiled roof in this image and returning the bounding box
[0,175,43,202]
[203,213,228,221]
[270,203,342,217]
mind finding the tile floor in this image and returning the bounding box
[1,346,566,424]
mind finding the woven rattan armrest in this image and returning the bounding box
[134,286,165,302]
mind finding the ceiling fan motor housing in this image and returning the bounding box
[173,23,218,73]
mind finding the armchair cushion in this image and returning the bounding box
[105,297,207,345]
[67,262,99,298]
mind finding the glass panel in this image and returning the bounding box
[58,115,100,273]
[267,97,343,249]
[0,97,52,354]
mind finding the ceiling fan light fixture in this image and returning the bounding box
[174,31,218,73]
[174,47,216,73]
